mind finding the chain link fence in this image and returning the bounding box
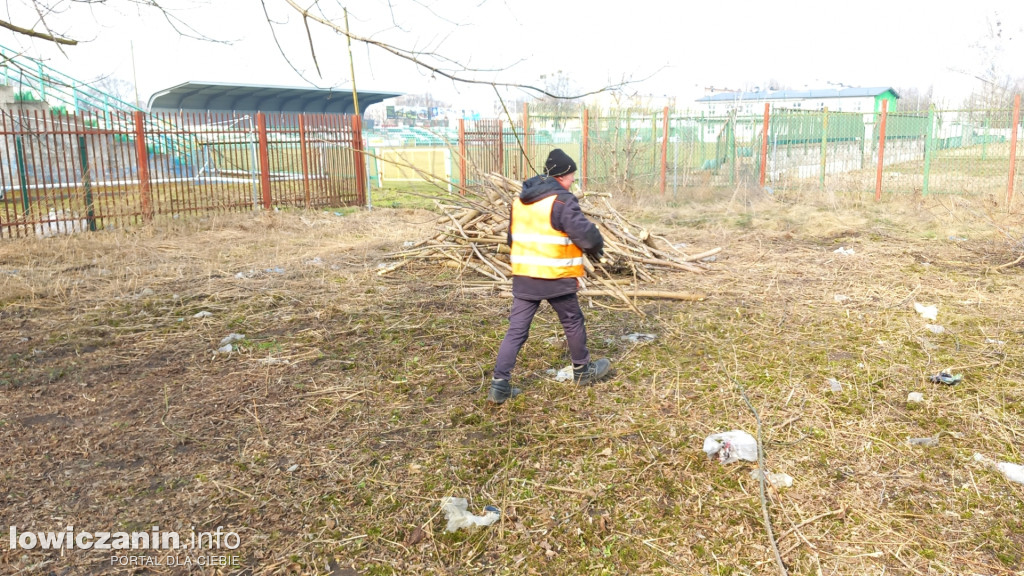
[367,97,1023,207]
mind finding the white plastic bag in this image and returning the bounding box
[703,430,758,464]
[914,302,938,321]
[974,453,1024,485]
[440,497,501,532]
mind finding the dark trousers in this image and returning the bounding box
[493,293,590,381]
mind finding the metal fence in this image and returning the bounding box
[3,97,1022,239]
[368,96,1023,205]
[0,110,366,238]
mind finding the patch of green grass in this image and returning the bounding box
[369,184,449,210]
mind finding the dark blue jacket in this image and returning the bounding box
[508,175,604,300]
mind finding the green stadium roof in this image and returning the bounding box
[148,82,401,114]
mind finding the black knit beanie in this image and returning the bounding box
[543,148,577,177]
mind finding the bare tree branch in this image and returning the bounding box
[280,0,646,100]
[258,0,319,84]
[0,18,77,45]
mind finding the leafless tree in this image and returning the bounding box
[895,86,935,114]
[1,0,216,46]
[4,0,646,111]
[955,11,1022,111]
[531,71,581,118]
[267,0,645,101]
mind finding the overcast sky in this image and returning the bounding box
[3,0,1023,111]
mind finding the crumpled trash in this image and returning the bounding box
[833,247,855,255]
[703,430,758,464]
[547,365,574,382]
[924,324,945,334]
[193,311,213,319]
[826,378,843,392]
[914,302,938,321]
[907,392,924,403]
[235,267,286,279]
[219,333,246,347]
[750,469,793,488]
[974,453,1024,485]
[440,497,500,532]
[907,436,940,447]
[622,333,657,343]
[929,372,962,386]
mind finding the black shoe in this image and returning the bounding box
[487,378,521,404]
[573,358,611,385]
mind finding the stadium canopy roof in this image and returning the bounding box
[147,82,401,114]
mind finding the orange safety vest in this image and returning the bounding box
[510,195,585,279]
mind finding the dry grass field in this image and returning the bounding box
[2,187,1024,575]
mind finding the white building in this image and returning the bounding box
[695,87,900,117]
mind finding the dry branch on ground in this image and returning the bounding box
[378,173,719,312]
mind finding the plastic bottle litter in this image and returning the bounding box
[749,469,794,488]
[440,497,501,532]
[929,372,962,386]
[973,453,1024,485]
[703,430,758,464]
[914,302,938,321]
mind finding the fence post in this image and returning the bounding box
[1008,94,1020,208]
[458,119,467,192]
[256,112,272,209]
[77,136,96,231]
[522,102,530,176]
[133,110,152,222]
[351,114,367,206]
[498,119,504,177]
[875,100,888,201]
[923,106,935,195]
[729,111,736,186]
[660,107,669,195]
[759,103,770,188]
[820,107,828,190]
[15,136,30,215]
[581,107,589,190]
[298,114,310,207]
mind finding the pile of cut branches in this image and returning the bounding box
[379,173,718,315]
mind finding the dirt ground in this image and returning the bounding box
[1,190,1024,575]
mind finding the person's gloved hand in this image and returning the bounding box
[587,248,605,260]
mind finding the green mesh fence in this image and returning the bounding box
[584,113,660,193]
[917,108,1017,197]
[360,99,1023,202]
